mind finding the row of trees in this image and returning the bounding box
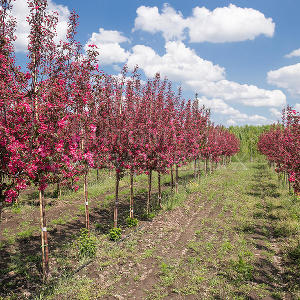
[0,0,239,279]
[258,107,300,194]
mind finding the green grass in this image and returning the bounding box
[1,161,300,300]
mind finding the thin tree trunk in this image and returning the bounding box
[158,171,162,208]
[96,169,99,181]
[83,171,90,232]
[197,160,201,181]
[175,164,178,193]
[56,182,61,200]
[147,170,152,215]
[194,159,197,179]
[39,189,49,281]
[130,169,134,218]
[0,191,3,223]
[205,159,208,175]
[170,166,174,190]
[114,171,120,228]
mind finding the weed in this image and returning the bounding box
[51,216,68,225]
[159,261,176,286]
[16,227,36,239]
[231,255,254,281]
[11,203,22,214]
[141,212,156,220]
[78,204,85,214]
[141,248,155,259]
[77,228,97,258]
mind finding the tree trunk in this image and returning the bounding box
[158,171,162,208]
[56,182,61,200]
[0,189,3,223]
[130,169,134,218]
[147,170,152,215]
[96,169,99,181]
[114,171,120,228]
[194,159,197,179]
[175,164,179,193]
[197,160,201,181]
[39,190,49,281]
[170,166,174,190]
[83,171,90,232]
[205,159,208,175]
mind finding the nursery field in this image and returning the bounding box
[0,161,299,300]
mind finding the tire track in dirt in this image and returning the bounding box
[90,185,223,300]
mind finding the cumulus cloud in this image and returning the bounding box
[10,0,70,52]
[133,3,275,43]
[267,63,300,96]
[198,97,268,124]
[85,28,130,65]
[187,4,274,43]
[127,41,286,107]
[187,79,286,107]
[127,41,224,82]
[134,4,186,41]
[295,103,300,112]
[285,48,300,58]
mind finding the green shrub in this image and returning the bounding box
[108,227,122,241]
[126,217,138,227]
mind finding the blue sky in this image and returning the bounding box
[11,0,300,126]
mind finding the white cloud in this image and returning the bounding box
[134,4,186,41]
[127,41,286,107]
[133,4,275,43]
[127,41,224,82]
[187,79,285,107]
[10,0,70,52]
[187,4,274,43]
[248,114,267,122]
[89,28,129,44]
[267,63,300,96]
[295,103,300,112]
[285,48,300,58]
[198,97,268,124]
[85,28,130,65]
[269,108,282,119]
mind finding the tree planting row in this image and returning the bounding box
[0,0,239,279]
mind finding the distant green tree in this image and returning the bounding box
[229,125,271,162]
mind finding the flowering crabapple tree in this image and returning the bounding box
[258,106,299,195]
[0,0,31,218]
[1,0,98,279]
